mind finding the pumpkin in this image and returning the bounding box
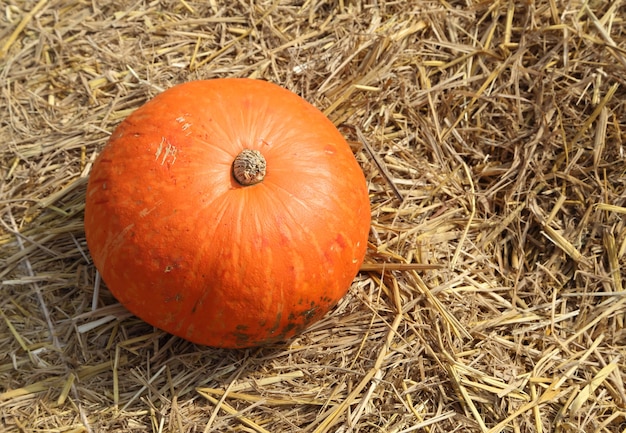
[84,78,371,348]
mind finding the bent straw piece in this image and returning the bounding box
[0,0,50,59]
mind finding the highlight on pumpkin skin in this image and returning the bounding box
[232,149,267,186]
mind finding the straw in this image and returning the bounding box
[1,1,625,431]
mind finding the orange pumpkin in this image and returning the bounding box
[84,79,370,348]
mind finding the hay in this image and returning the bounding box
[1,0,625,432]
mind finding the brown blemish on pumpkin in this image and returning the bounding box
[165,293,183,303]
[190,298,202,313]
[185,324,195,338]
[268,312,282,335]
[281,322,297,335]
[302,306,318,321]
[232,324,252,345]
[233,332,251,346]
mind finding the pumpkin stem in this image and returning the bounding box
[233,149,266,186]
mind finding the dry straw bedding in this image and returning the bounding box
[1,0,625,432]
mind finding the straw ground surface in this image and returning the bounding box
[1,1,625,432]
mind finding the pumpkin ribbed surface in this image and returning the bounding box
[84,78,370,348]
